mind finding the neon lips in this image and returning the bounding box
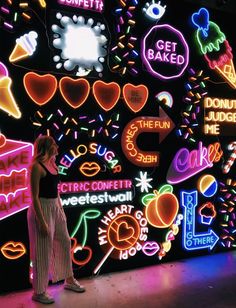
[79,162,101,177]
[1,241,26,259]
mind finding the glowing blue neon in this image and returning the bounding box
[181,190,219,250]
[191,7,210,37]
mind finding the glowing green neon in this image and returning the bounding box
[195,22,225,54]
[141,184,174,206]
[70,209,101,247]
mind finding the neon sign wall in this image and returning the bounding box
[1,0,236,294]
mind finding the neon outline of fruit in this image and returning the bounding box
[71,238,92,266]
[143,185,179,228]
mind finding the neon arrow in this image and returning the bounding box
[121,107,175,167]
[181,190,219,250]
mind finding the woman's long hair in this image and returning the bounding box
[33,135,56,163]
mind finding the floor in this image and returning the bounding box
[1,251,236,308]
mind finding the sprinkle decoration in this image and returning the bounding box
[110,0,139,76]
[218,179,236,249]
[176,68,209,143]
[0,1,45,32]
[31,109,120,141]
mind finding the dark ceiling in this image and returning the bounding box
[183,0,236,13]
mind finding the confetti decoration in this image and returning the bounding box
[176,68,209,143]
[217,179,236,249]
[110,0,139,76]
[0,0,46,32]
[31,109,121,142]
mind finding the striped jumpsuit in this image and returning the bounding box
[27,163,73,294]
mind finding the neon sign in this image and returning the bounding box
[70,209,101,266]
[9,31,38,63]
[79,161,101,177]
[59,77,90,109]
[156,91,173,108]
[142,1,166,21]
[222,141,236,174]
[59,179,133,206]
[0,62,21,118]
[61,191,133,207]
[0,135,33,220]
[141,24,189,80]
[122,83,149,113]
[181,190,219,250]
[51,13,108,76]
[199,202,216,225]
[71,238,92,266]
[94,205,148,273]
[23,72,57,106]
[135,171,153,193]
[167,141,223,184]
[204,97,236,135]
[58,179,132,194]
[58,143,122,175]
[93,81,120,111]
[142,185,179,229]
[121,109,175,167]
[191,7,236,89]
[58,0,104,13]
[0,241,26,260]
[198,174,218,197]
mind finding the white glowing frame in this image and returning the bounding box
[51,13,108,76]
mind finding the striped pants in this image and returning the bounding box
[27,198,73,294]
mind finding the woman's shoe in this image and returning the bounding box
[32,292,55,304]
[64,279,86,293]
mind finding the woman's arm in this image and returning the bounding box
[30,163,49,236]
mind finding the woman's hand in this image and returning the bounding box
[39,222,49,237]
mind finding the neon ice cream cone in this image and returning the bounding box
[214,59,236,89]
[0,76,21,118]
[191,7,236,89]
[9,31,38,63]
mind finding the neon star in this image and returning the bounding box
[135,171,153,193]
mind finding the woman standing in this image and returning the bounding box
[27,135,85,304]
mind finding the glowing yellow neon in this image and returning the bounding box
[39,0,46,8]
[1,241,26,260]
[0,77,21,118]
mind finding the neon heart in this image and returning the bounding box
[59,77,90,109]
[123,83,149,113]
[117,222,135,242]
[93,80,120,111]
[23,72,57,106]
